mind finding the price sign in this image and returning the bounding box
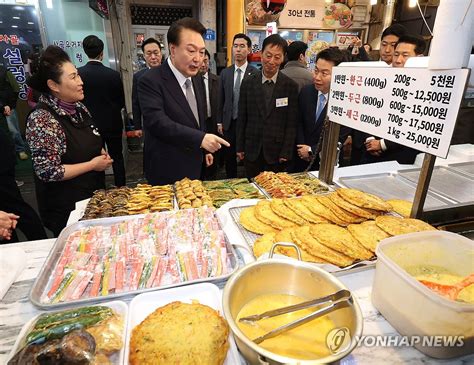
[327,67,469,158]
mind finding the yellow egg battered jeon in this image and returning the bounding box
[301,196,349,226]
[283,198,329,224]
[309,224,373,261]
[347,221,391,253]
[270,199,307,225]
[316,195,366,224]
[375,216,436,236]
[274,228,327,263]
[130,301,229,365]
[253,232,277,257]
[239,206,275,235]
[290,226,353,267]
[254,200,297,230]
[328,193,380,219]
[337,188,392,212]
[386,199,413,218]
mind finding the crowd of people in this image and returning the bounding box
[0,18,428,242]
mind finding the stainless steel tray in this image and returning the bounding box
[253,172,334,199]
[228,205,376,274]
[446,161,474,178]
[337,173,453,210]
[399,167,474,204]
[30,211,239,309]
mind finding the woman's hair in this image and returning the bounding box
[27,45,71,93]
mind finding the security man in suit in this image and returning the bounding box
[295,47,350,172]
[362,34,426,165]
[132,37,163,137]
[236,34,298,178]
[78,35,126,186]
[200,49,219,179]
[217,33,258,178]
[138,18,228,185]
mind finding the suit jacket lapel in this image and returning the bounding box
[162,61,199,128]
[192,75,206,131]
[265,72,284,119]
[255,73,266,119]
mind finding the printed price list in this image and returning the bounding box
[328,67,469,158]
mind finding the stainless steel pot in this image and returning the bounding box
[223,243,363,364]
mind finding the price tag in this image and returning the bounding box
[327,67,469,158]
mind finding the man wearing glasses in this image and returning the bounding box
[294,47,350,171]
[132,38,163,137]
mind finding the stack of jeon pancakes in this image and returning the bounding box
[240,188,435,267]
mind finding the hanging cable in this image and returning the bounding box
[416,0,433,36]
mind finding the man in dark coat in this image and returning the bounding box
[295,47,350,172]
[217,33,258,178]
[236,34,298,178]
[132,37,163,136]
[200,49,219,179]
[78,35,126,186]
[138,18,228,185]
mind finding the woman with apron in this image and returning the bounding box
[26,46,113,236]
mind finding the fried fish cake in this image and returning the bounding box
[337,188,391,212]
[291,226,353,267]
[270,199,307,225]
[301,196,350,226]
[347,220,390,253]
[254,201,297,230]
[317,195,366,224]
[240,206,276,235]
[130,301,229,365]
[283,198,329,224]
[310,224,373,261]
[375,216,436,236]
[329,193,381,219]
[386,199,413,218]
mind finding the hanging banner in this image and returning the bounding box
[327,66,469,158]
[246,0,363,29]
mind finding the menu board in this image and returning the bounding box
[327,67,469,158]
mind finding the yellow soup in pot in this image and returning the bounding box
[236,294,336,360]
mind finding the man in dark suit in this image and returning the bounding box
[217,33,258,178]
[200,49,219,179]
[362,34,425,165]
[78,35,126,186]
[132,37,163,136]
[295,48,350,172]
[236,34,298,178]
[138,18,228,185]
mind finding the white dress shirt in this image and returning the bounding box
[168,57,194,98]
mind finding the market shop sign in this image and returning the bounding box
[327,66,469,158]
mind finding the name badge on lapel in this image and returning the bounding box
[276,97,288,108]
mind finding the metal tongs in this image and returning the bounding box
[239,289,352,344]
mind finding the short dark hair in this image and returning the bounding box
[396,34,426,55]
[262,34,287,54]
[204,49,211,59]
[381,24,407,40]
[287,41,308,61]
[233,33,251,48]
[82,35,104,59]
[316,47,347,66]
[167,17,206,46]
[141,37,161,52]
[27,46,71,93]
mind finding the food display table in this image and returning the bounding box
[1,239,473,365]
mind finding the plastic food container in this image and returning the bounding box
[372,231,474,359]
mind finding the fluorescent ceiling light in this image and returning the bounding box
[12,25,18,28]
[409,0,417,7]
[28,21,34,24]
[13,16,20,19]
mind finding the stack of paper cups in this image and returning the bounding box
[428,0,474,69]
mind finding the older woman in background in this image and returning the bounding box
[26,46,113,236]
